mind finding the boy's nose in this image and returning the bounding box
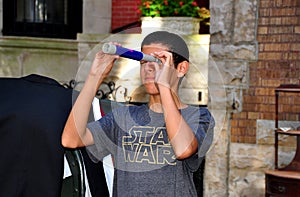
[143,62,156,73]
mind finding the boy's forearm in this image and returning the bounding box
[73,75,100,133]
[159,86,198,159]
[62,74,101,147]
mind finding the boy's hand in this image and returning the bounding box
[89,43,120,89]
[90,51,118,78]
[153,51,181,92]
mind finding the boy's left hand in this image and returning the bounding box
[153,51,180,92]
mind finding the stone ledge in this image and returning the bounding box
[257,119,300,146]
[0,36,78,51]
[210,43,258,61]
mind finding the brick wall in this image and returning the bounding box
[111,0,141,32]
[231,0,300,143]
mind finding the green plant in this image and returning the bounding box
[137,0,210,22]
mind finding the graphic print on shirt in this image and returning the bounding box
[122,126,176,165]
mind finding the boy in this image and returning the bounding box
[62,31,215,196]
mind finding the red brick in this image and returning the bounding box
[260,113,275,120]
[245,127,256,136]
[248,112,260,119]
[244,136,256,144]
[257,35,282,43]
[264,43,290,51]
[268,26,294,34]
[231,120,238,127]
[260,0,272,8]
[270,8,296,16]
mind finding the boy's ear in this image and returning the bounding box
[177,61,189,77]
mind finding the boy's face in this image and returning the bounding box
[140,43,169,95]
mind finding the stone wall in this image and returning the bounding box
[0,36,78,83]
[207,0,300,196]
[0,0,2,36]
[83,0,112,34]
[205,0,260,196]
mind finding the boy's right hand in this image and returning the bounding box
[90,50,119,78]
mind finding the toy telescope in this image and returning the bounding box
[102,43,162,64]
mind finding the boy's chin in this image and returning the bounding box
[143,84,159,95]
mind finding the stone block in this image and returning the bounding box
[257,119,300,145]
[0,0,2,36]
[233,0,258,43]
[204,129,229,197]
[210,44,258,61]
[210,0,234,43]
[83,0,111,34]
[228,143,273,196]
[295,26,300,34]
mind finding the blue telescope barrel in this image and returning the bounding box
[102,43,162,64]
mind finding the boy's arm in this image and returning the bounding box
[159,86,199,160]
[61,51,118,148]
[154,51,198,159]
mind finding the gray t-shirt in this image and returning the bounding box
[87,104,214,197]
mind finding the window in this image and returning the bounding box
[2,0,82,39]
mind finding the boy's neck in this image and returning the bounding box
[148,94,187,113]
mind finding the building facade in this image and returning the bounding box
[0,0,300,196]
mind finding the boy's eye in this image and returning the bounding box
[140,60,147,66]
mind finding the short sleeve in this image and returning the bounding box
[183,106,215,171]
[195,108,215,158]
[86,112,117,162]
